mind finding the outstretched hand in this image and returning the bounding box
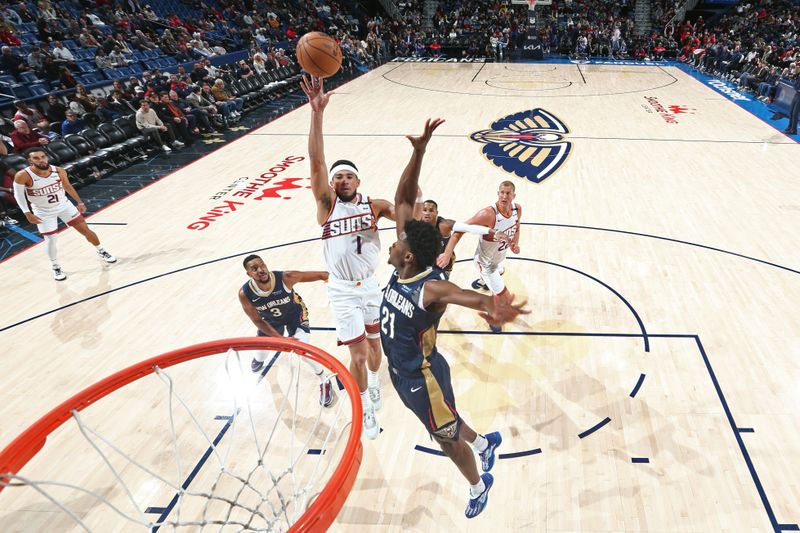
[435,252,451,269]
[300,75,333,112]
[479,293,530,328]
[406,118,445,152]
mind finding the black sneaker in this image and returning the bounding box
[471,279,488,291]
[251,358,263,373]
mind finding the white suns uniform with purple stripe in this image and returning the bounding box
[321,193,380,281]
[475,204,519,268]
[24,166,69,214]
[321,193,382,344]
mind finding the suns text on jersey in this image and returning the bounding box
[384,287,414,318]
[322,213,375,239]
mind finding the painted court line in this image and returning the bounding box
[629,373,646,398]
[578,417,612,439]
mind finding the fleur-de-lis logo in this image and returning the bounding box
[470,109,572,183]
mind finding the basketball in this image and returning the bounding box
[296,32,342,78]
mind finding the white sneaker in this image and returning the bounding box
[1,215,17,225]
[363,404,379,440]
[368,385,382,411]
[97,250,117,263]
[172,140,185,148]
[162,144,172,152]
[53,266,66,281]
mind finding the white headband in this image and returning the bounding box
[328,163,359,180]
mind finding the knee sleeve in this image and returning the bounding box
[44,234,58,262]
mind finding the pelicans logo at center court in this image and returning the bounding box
[470,108,572,183]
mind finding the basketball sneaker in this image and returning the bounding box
[465,473,494,519]
[479,432,502,472]
[251,358,264,373]
[363,404,379,440]
[471,279,488,291]
[489,324,502,333]
[320,380,336,407]
[97,250,117,263]
[368,384,381,411]
[52,266,66,281]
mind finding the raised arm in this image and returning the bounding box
[300,75,335,224]
[422,279,528,327]
[238,288,284,337]
[282,270,329,290]
[394,118,445,237]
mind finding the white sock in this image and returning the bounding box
[469,478,486,498]
[300,356,326,383]
[253,350,270,363]
[95,245,105,252]
[367,369,379,389]
[360,390,372,411]
[469,434,488,453]
[44,235,58,266]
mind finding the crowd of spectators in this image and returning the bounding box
[383,0,530,59]
[0,0,378,226]
[678,0,799,132]
[386,0,679,61]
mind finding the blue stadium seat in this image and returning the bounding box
[116,67,133,77]
[19,71,43,83]
[141,49,158,59]
[0,74,16,86]
[29,84,50,97]
[18,33,38,44]
[12,85,32,99]
[78,61,96,73]
[161,57,178,67]
[64,40,79,50]
[129,63,144,74]
[81,72,103,84]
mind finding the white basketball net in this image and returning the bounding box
[0,348,353,532]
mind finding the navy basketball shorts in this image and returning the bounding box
[389,353,461,441]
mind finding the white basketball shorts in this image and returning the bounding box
[326,274,382,345]
[33,202,81,235]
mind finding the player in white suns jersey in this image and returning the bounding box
[302,75,398,440]
[439,181,522,332]
[13,148,116,281]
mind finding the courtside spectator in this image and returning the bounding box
[10,120,49,153]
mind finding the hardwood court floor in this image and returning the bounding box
[1,61,798,532]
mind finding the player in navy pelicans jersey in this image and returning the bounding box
[238,254,334,406]
[383,118,528,519]
[302,75,404,439]
[13,148,116,281]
